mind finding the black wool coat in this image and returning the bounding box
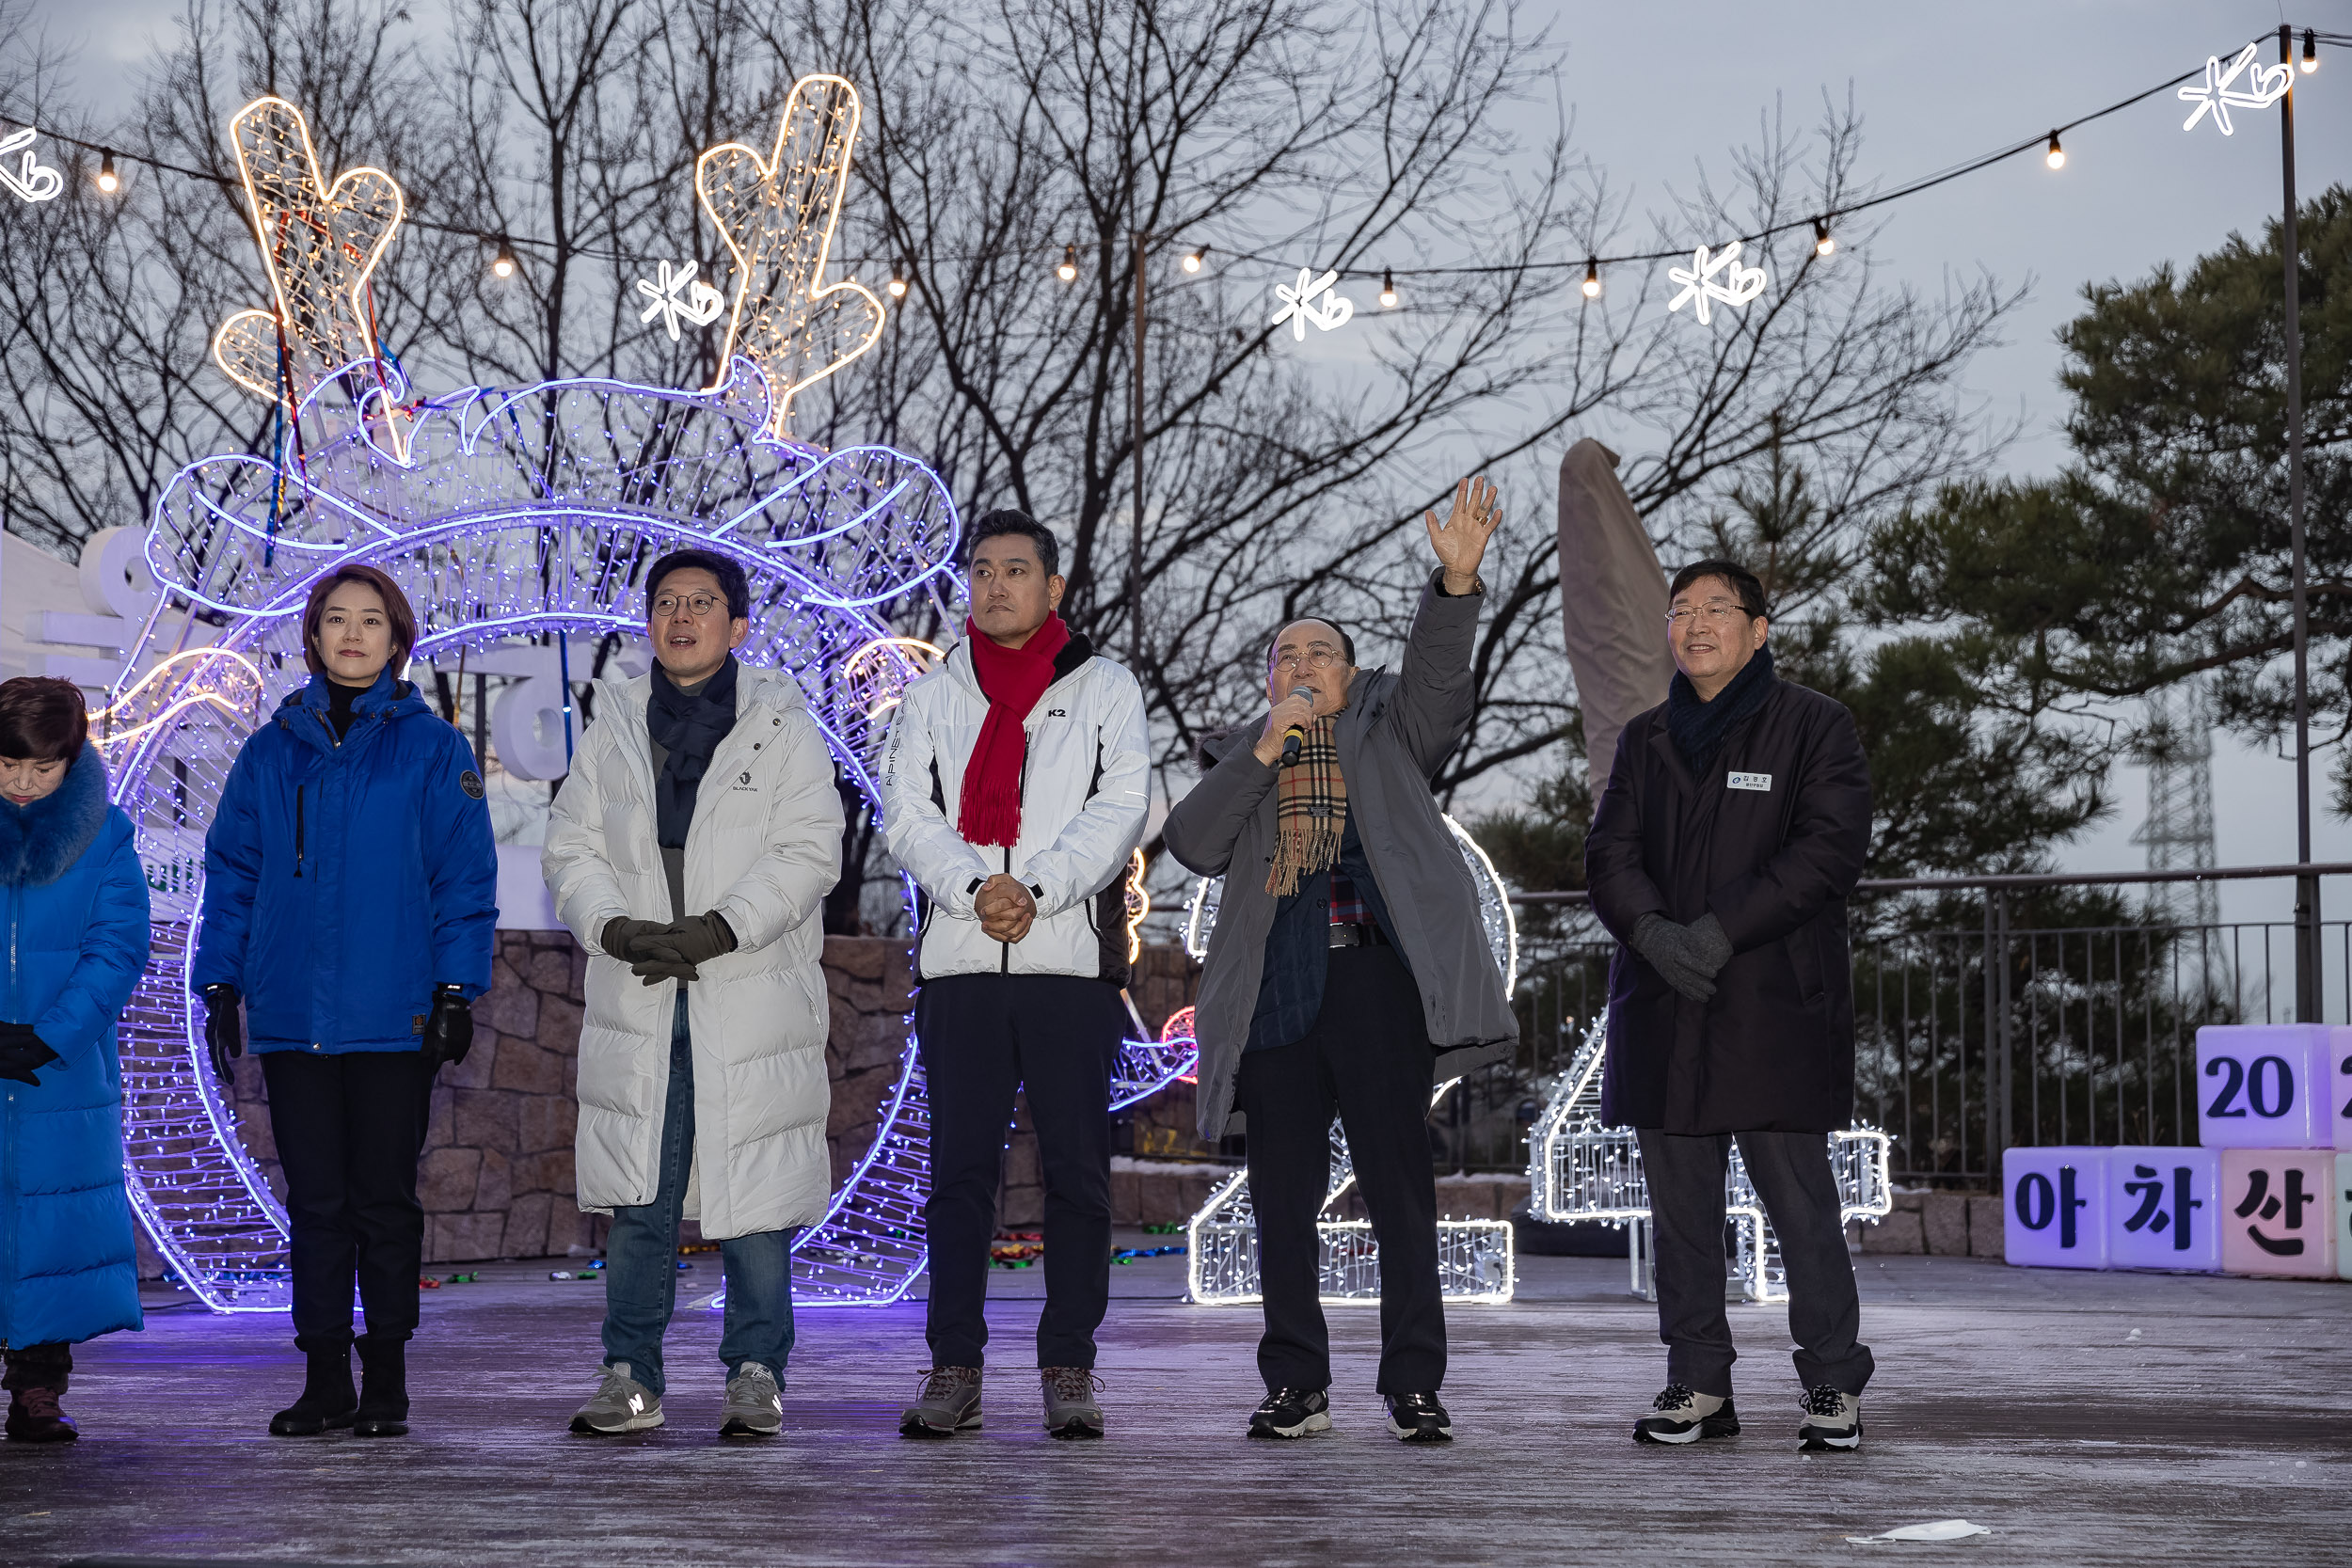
[1584,673,1872,1134]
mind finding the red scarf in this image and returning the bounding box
[956,613,1072,847]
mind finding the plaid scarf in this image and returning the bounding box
[1265,714,1347,896]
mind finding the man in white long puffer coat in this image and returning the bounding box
[543,549,843,1439]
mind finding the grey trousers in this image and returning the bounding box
[1636,1128,1874,1399]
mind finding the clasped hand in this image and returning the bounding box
[975,874,1036,943]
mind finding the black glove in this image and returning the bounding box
[0,1023,58,1087]
[638,911,737,970]
[422,986,473,1071]
[601,916,672,963]
[201,984,244,1082]
[1632,912,1732,1004]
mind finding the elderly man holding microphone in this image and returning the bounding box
[1165,478,1518,1444]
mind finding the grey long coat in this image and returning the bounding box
[1163,573,1518,1140]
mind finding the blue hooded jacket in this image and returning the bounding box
[194,669,498,1052]
[0,744,150,1347]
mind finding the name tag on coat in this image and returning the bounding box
[1726,771,1772,792]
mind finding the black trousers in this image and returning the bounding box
[1236,943,1443,1396]
[915,973,1125,1370]
[262,1049,435,1349]
[1636,1127,1874,1398]
[2,1342,70,1393]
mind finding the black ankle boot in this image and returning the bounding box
[353,1336,409,1437]
[270,1340,357,1436]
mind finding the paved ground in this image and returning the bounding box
[5,1244,2347,1566]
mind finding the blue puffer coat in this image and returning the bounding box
[194,670,498,1052]
[0,745,150,1347]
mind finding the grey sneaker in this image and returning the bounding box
[1797,1385,1862,1450]
[1040,1367,1104,1438]
[570,1363,663,1435]
[1634,1383,1740,1446]
[899,1366,983,1437]
[720,1362,783,1438]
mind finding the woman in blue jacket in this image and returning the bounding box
[0,678,151,1443]
[196,564,497,1438]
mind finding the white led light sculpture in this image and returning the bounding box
[1269,267,1355,340]
[1184,815,1518,1305]
[636,259,727,341]
[0,124,63,202]
[1526,1010,1893,1303]
[1663,241,1768,326]
[2178,42,2292,135]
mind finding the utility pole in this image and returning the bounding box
[2280,24,2317,1021]
[1131,230,1147,672]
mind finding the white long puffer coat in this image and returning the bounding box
[541,665,844,1239]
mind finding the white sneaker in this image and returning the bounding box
[1797,1385,1862,1450]
[1633,1384,1740,1445]
[570,1363,664,1435]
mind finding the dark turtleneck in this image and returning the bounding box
[1665,642,1777,780]
[325,677,364,741]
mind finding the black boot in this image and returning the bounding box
[353,1335,409,1437]
[4,1344,77,1443]
[270,1338,358,1436]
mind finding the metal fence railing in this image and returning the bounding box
[1434,863,2352,1188]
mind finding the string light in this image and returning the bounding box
[492,235,516,277]
[1813,216,1835,257]
[2301,28,2318,73]
[1581,258,1601,299]
[96,147,118,193]
[1378,268,1398,309]
[1181,245,1205,273]
[2044,130,2066,169]
[1057,244,1078,282]
[886,274,908,298]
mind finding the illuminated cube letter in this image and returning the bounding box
[2003,1148,2108,1270]
[2104,1146,2220,1273]
[2218,1148,2336,1280]
[2194,1024,2325,1148]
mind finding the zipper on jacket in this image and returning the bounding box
[999,845,1011,973]
[294,784,305,879]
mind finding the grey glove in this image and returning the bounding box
[601,917,671,963]
[1632,912,1732,1003]
[637,911,737,970]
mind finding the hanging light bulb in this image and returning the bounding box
[1378,268,1398,309]
[2044,131,2065,170]
[887,274,909,299]
[492,236,516,278]
[95,148,119,194]
[1580,258,1601,300]
[1056,244,1078,282]
[1181,245,1205,274]
[2300,28,2318,73]
[1813,216,1836,258]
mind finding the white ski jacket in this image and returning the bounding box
[542,664,844,1239]
[880,631,1150,982]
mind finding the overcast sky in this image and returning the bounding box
[29,0,2352,937]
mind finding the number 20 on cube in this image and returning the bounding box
[2194,1024,2325,1148]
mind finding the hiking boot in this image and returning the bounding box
[1247,1386,1330,1439]
[1634,1383,1740,1446]
[1385,1390,1453,1443]
[269,1342,358,1437]
[571,1363,664,1435]
[720,1362,784,1438]
[1797,1385,1862,1451]
[899,1366,982,1437]
[4,1386,76,1443]
[1040,1367,1104,1438]
[352,1335,409,1437]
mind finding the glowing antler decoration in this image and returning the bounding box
[696,74,886,438]
[212,97,411,461]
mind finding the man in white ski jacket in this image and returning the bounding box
[880,509,1150,1439]
[543,548,843,1440]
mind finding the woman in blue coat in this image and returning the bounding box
[0,677,151,1444]
[195,565,497,1438]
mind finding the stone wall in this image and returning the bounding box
[1853,1188,2006,1259]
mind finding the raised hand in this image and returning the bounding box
[212,97,411,461]
[1424,475,1501,593]
[697,74,887,439]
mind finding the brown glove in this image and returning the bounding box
[601,917,671,962]
[636,911,737,971]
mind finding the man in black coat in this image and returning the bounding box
[1585,558,1874,1452]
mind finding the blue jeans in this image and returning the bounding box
[599,994,797,1396]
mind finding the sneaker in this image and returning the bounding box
[3,1387,77,1444]
[1385,1390,1452,1443]
[1247,1386,1331,1439]
[1634,1384,1740,1446]
[720,1362,783,1438]
[899,1367,983,1437]
[570,1363,664,1435]
[1797,1385,1862,1451]
[1040,1367,1104,1439]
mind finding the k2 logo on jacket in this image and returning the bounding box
[459,769,485,800]
[1045,708,1068,718]
[1726,771,1772,792]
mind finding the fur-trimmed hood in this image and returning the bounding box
[0,744,111,888]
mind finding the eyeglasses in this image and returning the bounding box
[1272,648,1344,673]
[1664,600,1753,628]
[652,593,724,620]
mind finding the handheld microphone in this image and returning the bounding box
[1279,685,1314,767]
